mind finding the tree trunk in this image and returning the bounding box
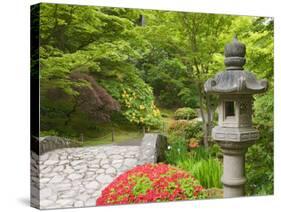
[206,94,212,147]
[197,83,209,148]
[203,123,209,148]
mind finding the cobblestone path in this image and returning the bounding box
[32,145,140,209]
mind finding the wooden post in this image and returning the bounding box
[112,125,115,143]
[142,126,145,135]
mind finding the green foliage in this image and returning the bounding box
[245,25,274,195]
[246,89,274,195]
[39,3,162,135]
[254,89,273,126]
[135,13,199,108]
[174,107,197,120]
[178,158,222,189]
[177,13,233,79]
[242,18,274,80]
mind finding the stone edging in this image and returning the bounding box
[39,136,73,154]
[138,133,167,165]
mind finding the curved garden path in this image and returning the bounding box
[35,144,141,209]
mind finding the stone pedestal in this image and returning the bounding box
[215,137,256,198]
[222,153,246,197]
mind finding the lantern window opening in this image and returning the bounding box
[225,101,235,118]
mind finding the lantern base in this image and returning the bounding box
[212,126,259,142]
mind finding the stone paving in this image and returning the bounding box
[34,145,140,209]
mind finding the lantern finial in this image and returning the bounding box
[224,35,246,70]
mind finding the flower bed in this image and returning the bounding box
[96,163,206,206]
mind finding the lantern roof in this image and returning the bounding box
[204,36,268,94]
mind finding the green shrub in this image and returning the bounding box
[101,76,162,129]
[168,120,203,141]
[174,107,197,120]
[184,121,203,140]
[168,120,189,135]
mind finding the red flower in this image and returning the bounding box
[96,163,206,206]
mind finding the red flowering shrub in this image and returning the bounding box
[96,163,206,206]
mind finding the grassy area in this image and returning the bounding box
[159,107,175,118]
[81,108,175,146]
[82,129,143,147]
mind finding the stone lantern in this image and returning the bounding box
[204,36,267,198]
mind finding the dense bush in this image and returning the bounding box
[165,123,205,165]
[245,90,273,195]
[174,107,197,120]
[96,163,206,205]
[184,121,203,141]
[168,120,189,135]
[101,74,163,129]
[168,120,203,141]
